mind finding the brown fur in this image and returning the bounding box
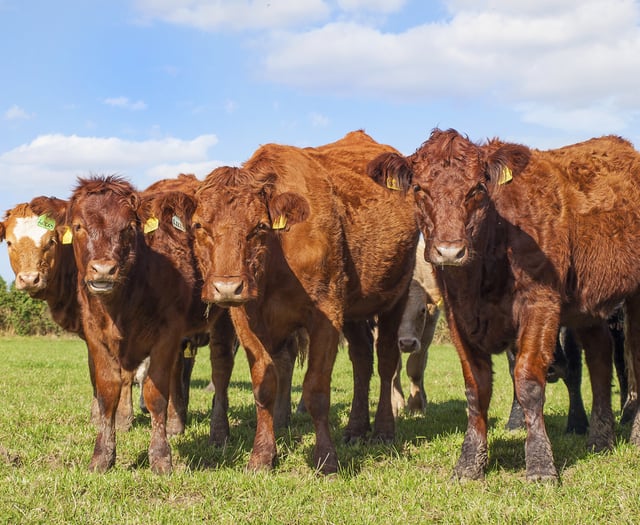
[193,130,419,473]
[36,175,235,474]
[370,128,640,481]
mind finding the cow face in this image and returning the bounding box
[1,203,60,296]
[408,129,494,267]
[66,177,141,296]
[192,166,309,307]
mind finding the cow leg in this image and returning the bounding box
[143,345,177,475]
[115,368,135,432]
[392,356,406,417]
[272,333,298,430]
[88,348,100,426]
[505,345,525,430]
[577,322,614,451]
[166,350,187,437]
[373,308,404,442]
[451,326,492,481]
[303,315,341,474]
[623,295,640,446]
[231,309,279,471]
[609,311,628,412]
[88,343,121,473]
[209,312,236,447]
[561,329,588,435]
[342,320,374,443]
[406,346,428,414]
[515,307,559,482]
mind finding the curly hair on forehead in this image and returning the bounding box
[198,165,275,199]
[70,175,140,210]
[414,128,481,168]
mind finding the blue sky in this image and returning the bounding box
[2,0,640,283]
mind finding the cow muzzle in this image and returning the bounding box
[15,271,46,294]
[398,336,420,354]
[86,260,118,295]
[429,240,468,266]
[205,277,249,307]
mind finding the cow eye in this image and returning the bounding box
[466,182,487,201]
[5,240,11,248]
[192,222,202,231]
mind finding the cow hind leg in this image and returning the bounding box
[166,349,187,437]
[373,309,403,442]
[561,329,588,435]
[208,313,236,447]
[623,295,640,446]
[342,320,374,444]
[505,345,525,431]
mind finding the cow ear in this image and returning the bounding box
[267,192,310,231]
[0,221,5,242]
[367,152,413,193]
[485,144,531,187]
[29,196,68,225]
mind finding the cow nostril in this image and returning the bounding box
[455,246,466,261]
[233,281,244,296]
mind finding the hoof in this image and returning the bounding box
[88,454,115,473]
[150,456,172,475]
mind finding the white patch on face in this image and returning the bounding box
[11,217,48,247]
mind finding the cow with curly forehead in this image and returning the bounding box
[369,128,640,481]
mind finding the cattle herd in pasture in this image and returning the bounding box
[1,129,640,482]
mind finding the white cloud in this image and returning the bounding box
[337,0,406,13]
[103,97,148,111]
[134,0,330,31]
[260,0,640,134]
[4,104,34,120]
[0,133,220,198]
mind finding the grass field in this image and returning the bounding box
[1,336,639,524]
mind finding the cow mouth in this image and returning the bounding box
[86,280,115,294]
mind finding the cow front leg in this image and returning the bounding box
[454,350,492,480]
[406,346,428,414]
[303,316,340,474]
[232,309,278,471]
[88,345,121,473]
[515,307,559,481]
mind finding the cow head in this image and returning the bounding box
[368,128,530,266]
[1,200,65,296]
[192,166,309,307]
[64,176,142,296]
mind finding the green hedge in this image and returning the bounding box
[0,277,62,335]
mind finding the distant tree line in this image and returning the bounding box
[0,277,62,336]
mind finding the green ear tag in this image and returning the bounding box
[498,166,513,185]
[37,214,56,231]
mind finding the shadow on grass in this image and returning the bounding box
[128,384,636,479]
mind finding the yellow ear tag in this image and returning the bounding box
[61,227,73,245]
[143,216,159,234]
[386,174,401,191]
[498,166,513,185]
[272,215,287,230]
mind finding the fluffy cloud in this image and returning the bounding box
[259,0,640,134]
[0,133,221,200]
[103,97,148,111]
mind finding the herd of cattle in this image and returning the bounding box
[1,128,640,482]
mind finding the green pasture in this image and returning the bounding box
[0,336,639,524]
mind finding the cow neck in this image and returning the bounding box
[43,243,83,335]
[437,203,509,307]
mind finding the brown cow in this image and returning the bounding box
[191,130,419,473]
[0,201,135,431]
[368,129,640,481]
[36,175,238,473]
